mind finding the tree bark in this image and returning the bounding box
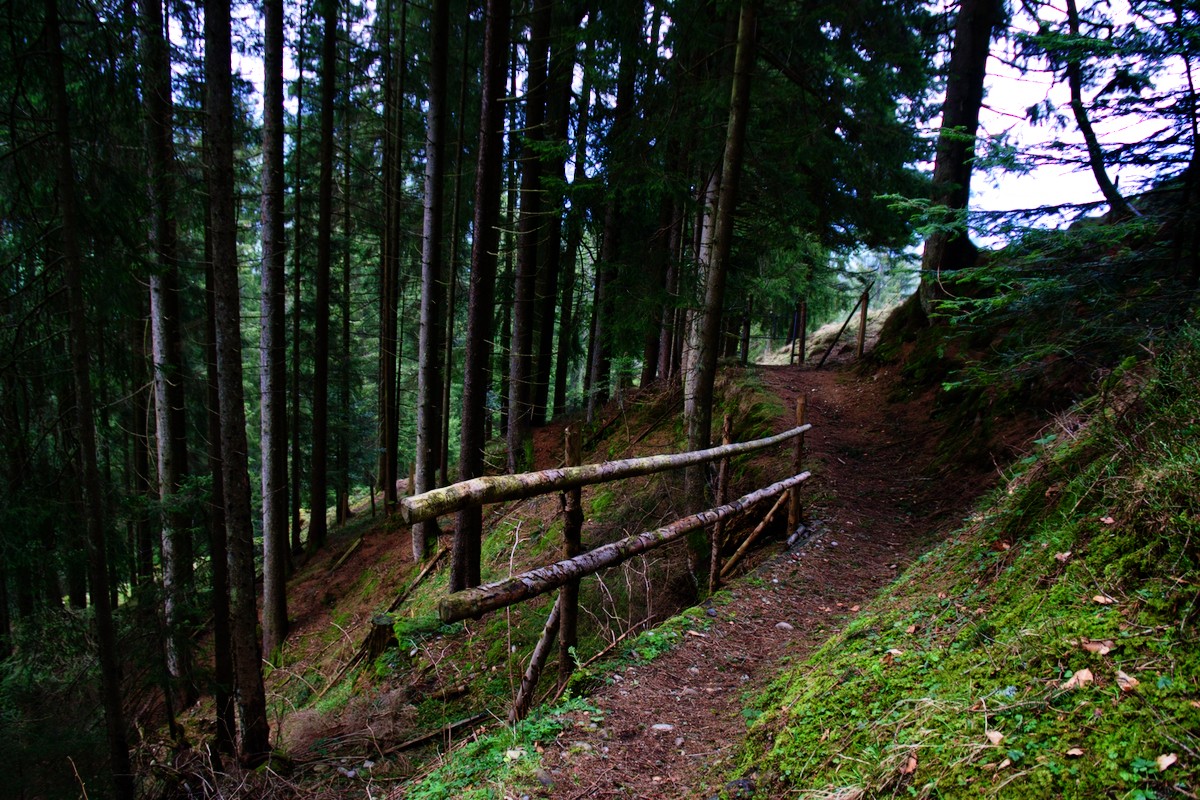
[379,0,408,513]
[309,0,339,552]
[415,0,451,559]
[919,0,1002,307]
[685,0,758,512]
[507,0,553,473]
[453,0,512,591]
[206,0,271,765]
[260,0,290,661]
[139,0,196,704]
[47,1,134,793]
[1063,0,1135,218]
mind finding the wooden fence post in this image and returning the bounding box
[709,415,733,594]
[558,426,583,686]
[798,300,807,364]
[856,288,869,360]
[788,397,806,533]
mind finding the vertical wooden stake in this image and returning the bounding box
[856,289,869,360]
[798,300,808,364]
[510,595,562,723]
[709,414,733,595]
[788,301,799,365]
[558,425,583,686]
[788,397,806,533]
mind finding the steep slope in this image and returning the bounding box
[735,325,1200,798]
[397,356,1003,799]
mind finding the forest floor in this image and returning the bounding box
[240,328,1026,799]
[525,354,1010,799]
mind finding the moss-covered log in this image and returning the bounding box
[402,424,811,524]
[438,471,811,622]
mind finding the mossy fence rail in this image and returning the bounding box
[399,398,810,721]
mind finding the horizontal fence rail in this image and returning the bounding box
[400,423,812,525]
[438,471,811,623]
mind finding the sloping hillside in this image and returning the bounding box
[736,325,1200,798]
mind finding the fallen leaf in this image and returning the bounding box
[905,624,918,634]
[937,592,947,599]
[1100,516,1115,524]
[901,755,918,775]
[1081,639,1115,655]
[1092,595,1116,605]
[1063,668,1094,690]
[887,648,905,656]
[986,730,1004,745]
[685,630,708,638]
[1055,551,1072,562]
[1066,748,1084,757]
[819,729,830,742]
[850,605,860,612]
[1190,701,1200,709]
[1116,671,1140,692]
[1157,753,1177,771]
[998,758,1012,769]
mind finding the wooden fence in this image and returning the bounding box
[398,398,811,720]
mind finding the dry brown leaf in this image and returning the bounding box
[1092,595,1116,605]
[901,755,918,775]
[850,605,860,612]
[937,592,947,599]
[905,624,918,634]
[1100,516,1116,525]
[1066,748,1084,757]
[1081,639,1115,655]
[1116,671,1140,692]
[1190,701,1200,709]
[986,730,1004,746]
[1063,668,1094,690]
[1157,753,1177,771]
[820,728,830,742]
[1055,551,1072,562]
[887,648,905,656]
[998,758,1012,769]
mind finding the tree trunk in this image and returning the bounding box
[379,0,408,512]
[919,0,1001,307]
[139,0,197,705]
[453,0,512,591]
[260,0,290,661]
[206,0,271,765]
[47,1,134,793]
[552,32,594,418]
[1063,0,1135,218]
[415,0,451,559]
[309,0,338,552]
[507,0,553,473]
[290,4,308,554]
[205,226,236,757]
[685,0,758,525]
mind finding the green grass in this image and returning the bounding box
[734,327,1200,798]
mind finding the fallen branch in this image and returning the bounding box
[383,712,490,755]
[403,425,811,525]
[438,472,811,623]
[721,491,788,580]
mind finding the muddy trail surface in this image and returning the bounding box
[532,360,996,799]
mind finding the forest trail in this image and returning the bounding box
[531,358,996,799]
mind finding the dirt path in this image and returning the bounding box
[534,360,991,799]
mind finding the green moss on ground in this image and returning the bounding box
[736,327,1200,798]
